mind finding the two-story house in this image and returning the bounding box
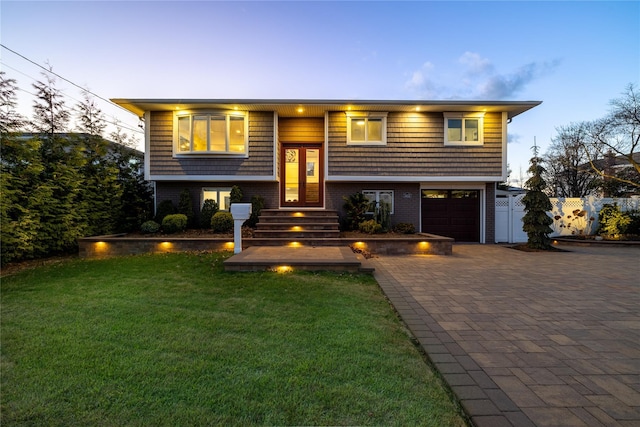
[112,99,540,243]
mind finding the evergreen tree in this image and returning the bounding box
[522,147,554,250]
[177,188,195,227]
[0,71,26,134]
[0,72,43,264]
[75,93,121,235]
[110,124,152,232]
[31,70,85,254]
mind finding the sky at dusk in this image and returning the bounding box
[2,1,638,186]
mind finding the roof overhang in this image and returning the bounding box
[111,98,541,120]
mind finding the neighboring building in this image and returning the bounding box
[112,99,540,242]
[589,152,640,197]
[16,133,144,162]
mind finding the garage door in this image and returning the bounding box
[421,190,480,242]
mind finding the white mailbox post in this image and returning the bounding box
[230,203,252,254]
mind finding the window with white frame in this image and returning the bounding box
[443,112,484,146]
[362,190,394,214]
[175,112,247,155]
[202,188,232,211]
[346,112,387,145]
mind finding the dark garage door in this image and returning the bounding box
[421,190,480,242]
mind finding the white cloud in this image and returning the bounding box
[459,51,493,75]
[404,53,560,100]
[404,62,437,97]
[507,132,522,144]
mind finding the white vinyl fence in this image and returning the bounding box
[495,195,640,243]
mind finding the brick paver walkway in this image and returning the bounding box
[370,244,640,427]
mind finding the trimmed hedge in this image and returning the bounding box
[162,214,188,234]
[211,211,233,233]
[140,220,160,234]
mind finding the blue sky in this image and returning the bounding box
[2,1,638,186]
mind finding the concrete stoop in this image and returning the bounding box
[223,246,374,273]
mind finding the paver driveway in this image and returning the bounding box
[370,244,640,427]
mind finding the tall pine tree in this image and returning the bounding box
[109,124,152,232]
[75,92,121,235]
[0,72,43,263]
[522,145,554,250]
[31,69,85,254]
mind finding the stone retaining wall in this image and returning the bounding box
[79,234,453,258]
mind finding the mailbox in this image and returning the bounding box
[230,203,252,221]
[230,203,252,254]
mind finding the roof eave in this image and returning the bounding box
[111,98,542,119]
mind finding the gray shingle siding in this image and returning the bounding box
[149,111,275,177]
[327,111,503,177]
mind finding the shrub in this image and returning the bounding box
[374,201,391,232]
[628,210,640,235]
[393,222,416,234]
[155,200,176,223]
[230,185,243,204]
[359,219,382,234]
[211,211,233,233]
[244,194,265,228]
[140,220,160,234]
[177,189,194,227]
[162,214,188,234]
[598,204,632,236]
[343,192,371,231]
[200,199,219,229]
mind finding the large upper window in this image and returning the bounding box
[443,112,484,146]
[175,112,247,155]
[346,112,387,145]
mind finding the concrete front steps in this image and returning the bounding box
[226,209,373,273]
[223,246,374,273]
[250,209,341,246]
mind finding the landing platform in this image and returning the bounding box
[223,246,374,273]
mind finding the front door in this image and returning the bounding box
[281,144,323,207]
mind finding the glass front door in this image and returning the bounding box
[282,145,322,207]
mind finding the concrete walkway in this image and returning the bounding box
[370,244,640,427]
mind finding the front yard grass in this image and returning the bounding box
[1,252,466,426]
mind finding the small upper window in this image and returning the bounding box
[346,112,387,145]
[175,112,247,155]
[443,112,484,146]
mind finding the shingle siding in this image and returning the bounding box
[149,111,275,177]
[327,111,503,177]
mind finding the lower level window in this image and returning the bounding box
[202,188,232,211]
[363,190,394,214]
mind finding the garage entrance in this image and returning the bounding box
[421,190,480,242]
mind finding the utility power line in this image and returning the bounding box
[1,44,143,134]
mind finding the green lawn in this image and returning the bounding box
[1,252,466,426]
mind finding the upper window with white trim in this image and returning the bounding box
[443,112,484,146]
[346,112,387,145]
[175,111,247,155]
